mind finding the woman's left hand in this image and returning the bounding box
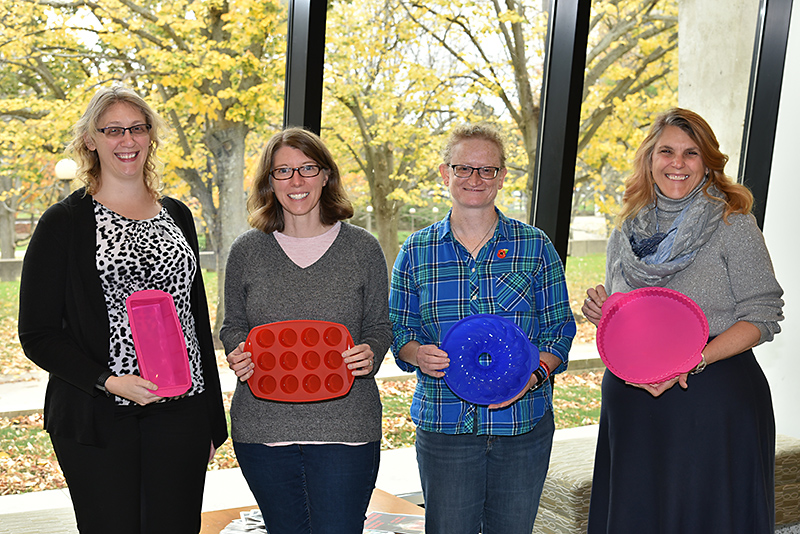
[344,344,375,376]
[628,372,689,397]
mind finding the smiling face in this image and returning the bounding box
[85,102,150,186]
[650,125,708,200]
[271,145,329,225]
[440,138,506,212]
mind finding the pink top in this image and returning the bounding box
[274,222,341,268]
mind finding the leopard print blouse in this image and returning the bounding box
[94,200,205,406]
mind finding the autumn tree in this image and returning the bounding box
[324,0,465,269]
[3,0,288,332]
[401,0,677,221]
[0,1,93,264]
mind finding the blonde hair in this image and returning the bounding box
[248,128,353,233]
[67,85,166,201]
[618,108,753,225]
[441,123,506,167]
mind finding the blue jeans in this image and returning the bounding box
[416,410,555,534]
[233,441,380,534]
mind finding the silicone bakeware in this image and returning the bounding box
[126,290,191,397]
[441,314,539,405]
[596,287,709,384]
[245,320,355,402]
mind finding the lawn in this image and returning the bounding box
[0,254,607,495]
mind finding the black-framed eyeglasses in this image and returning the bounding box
[96,124,152,138]
[448,164,501,180]
[271,164,323,180]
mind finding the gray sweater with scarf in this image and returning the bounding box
[606,191,783,345]
[220,223,392,444]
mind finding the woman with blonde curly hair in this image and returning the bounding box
[19,84,227,534]
[582,108,783,533]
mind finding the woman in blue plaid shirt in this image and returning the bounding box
[389,123,576,534]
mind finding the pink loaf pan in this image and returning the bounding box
[126,290,191,397]
[596,287,709,384]
[245,320,355,403]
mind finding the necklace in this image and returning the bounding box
[452,215,498,257]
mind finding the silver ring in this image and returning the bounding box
[585,297,593,303]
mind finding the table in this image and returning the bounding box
[199,488,424,533]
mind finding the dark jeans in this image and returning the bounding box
[233,441,380,534]
[416,409,555,534]
[50,393,212,534]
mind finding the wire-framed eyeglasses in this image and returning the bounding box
[96,124,152,138]
[448,164,501,180]
[271,165,323,180]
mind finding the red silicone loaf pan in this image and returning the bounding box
[126,290,192,397]
[245,320,355,402]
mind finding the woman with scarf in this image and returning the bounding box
[581,108,783,534]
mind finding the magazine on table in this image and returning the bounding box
[363,511,425,534]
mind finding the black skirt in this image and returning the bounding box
[588,349,775,534]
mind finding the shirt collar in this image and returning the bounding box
[436,207,509,242]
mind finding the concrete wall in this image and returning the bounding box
[679,0,761,176]
[681,0,798,438]
[757,3,800,439]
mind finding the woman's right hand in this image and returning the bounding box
[581,284,609,326]
[105,375,162,406]
[414,344,450,378]
[227,342,254,382]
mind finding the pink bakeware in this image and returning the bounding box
[126,290,191,397]
[245,320,355,402]
[596,287,709,384]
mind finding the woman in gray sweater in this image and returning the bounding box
[581,108,783,533]
[221,128,392,534]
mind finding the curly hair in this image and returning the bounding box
[441,122,506,167]
[618,108,753,225]
[67,84,166,202]
[248,128,353,233]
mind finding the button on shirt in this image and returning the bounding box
[389,209,576,435]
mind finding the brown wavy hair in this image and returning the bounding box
[67,84,166,202]
[248,128,354,233]
[617,108,753,225]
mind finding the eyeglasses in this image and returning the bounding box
[96,124,152,138]
[448,164,501,180]
[271,164,323,180]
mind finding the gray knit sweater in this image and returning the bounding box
[220,223,392,444]
[606,194,784,345]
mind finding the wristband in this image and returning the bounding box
[539,361,551,379]
[529,364,549,392]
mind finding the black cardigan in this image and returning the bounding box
[18,189,227,448]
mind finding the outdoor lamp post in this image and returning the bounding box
[54,158,77,200]
[409,207,416,232]
[366,205,373,233]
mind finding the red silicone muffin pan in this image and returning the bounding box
[245,320,355,402]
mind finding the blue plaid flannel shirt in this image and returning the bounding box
[389,209,576,435]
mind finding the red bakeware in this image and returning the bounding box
[126,290,191,397]
[245,320,355,402]
[596,287,709,384]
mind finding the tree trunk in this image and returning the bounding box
[205,123,249,342]
[0,175,18,274]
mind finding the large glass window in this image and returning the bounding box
[321,0,550,269]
